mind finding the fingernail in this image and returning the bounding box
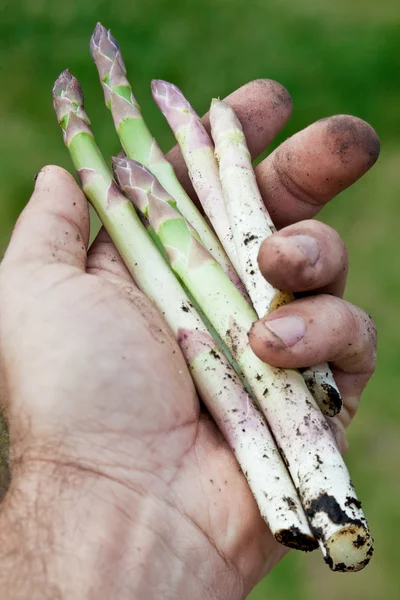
[292,234,320,266]
[264,316,306,347]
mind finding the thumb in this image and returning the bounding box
[2,165,90,277]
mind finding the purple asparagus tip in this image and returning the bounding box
[151,80,190,113]
[113,156,174,212]
[90,22,121,64]
[151,79,200,134]
[152,80,214,150]
[90,22,103,59]
[52,70,92,143]
[90,22,133,112]
[53,69,84,109]
[90,22,126,81]
[52,69,90,124]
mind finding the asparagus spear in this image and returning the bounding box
[152,80,342,418]
[209,98,342,417]
[114,155,373,572]
[89,23,244,295]
[52,69,317,551]
[151,78,242,278]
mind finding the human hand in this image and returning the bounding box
[0,80,378,599]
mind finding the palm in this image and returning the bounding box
[1,259,279,585]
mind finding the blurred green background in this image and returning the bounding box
[1,0,400,598]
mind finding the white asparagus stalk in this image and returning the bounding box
[209,99,342,417]
[209,99,373,570]
[114,154,373,572]
[174,328,317,551]
[209,98,291,316]
[53,70,317,550]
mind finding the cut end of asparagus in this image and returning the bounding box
[275,528,319,552]
[301,366,342,417]
[324,525,374,572]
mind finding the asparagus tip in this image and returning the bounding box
[52,69,86,123]
[151,79,193,123]
[113,157,174,213]
[90,21,129,109]
[90,22,120,59]
[90,22,105,58]
[151,79,182,100]
[53,69,79,98]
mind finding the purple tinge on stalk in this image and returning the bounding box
[110,91,142,125]
[147,138,169,166]
[177,328,215,364]
[186,236,217,269]
[77,168,97,189]
[64,112,94,146]
[52,70,92,143]
[210,99,252,170]
[177,328,267,444]
[76,167,126,208]
[147,194,182,232]
[106,180,126,208]
[151,80,212,149]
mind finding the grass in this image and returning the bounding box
[1,0,399,597]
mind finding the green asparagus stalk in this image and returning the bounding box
[209,98,342,417]
[89,23,245,296]
[114,155,373,572]
[52,69,318,551]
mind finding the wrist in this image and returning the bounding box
[0,460,243,599]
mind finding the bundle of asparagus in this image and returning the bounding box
[52,23,373,572]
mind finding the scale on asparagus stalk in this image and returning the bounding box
[52,22,374,572]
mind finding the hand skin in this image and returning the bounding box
[0,80,378,599]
